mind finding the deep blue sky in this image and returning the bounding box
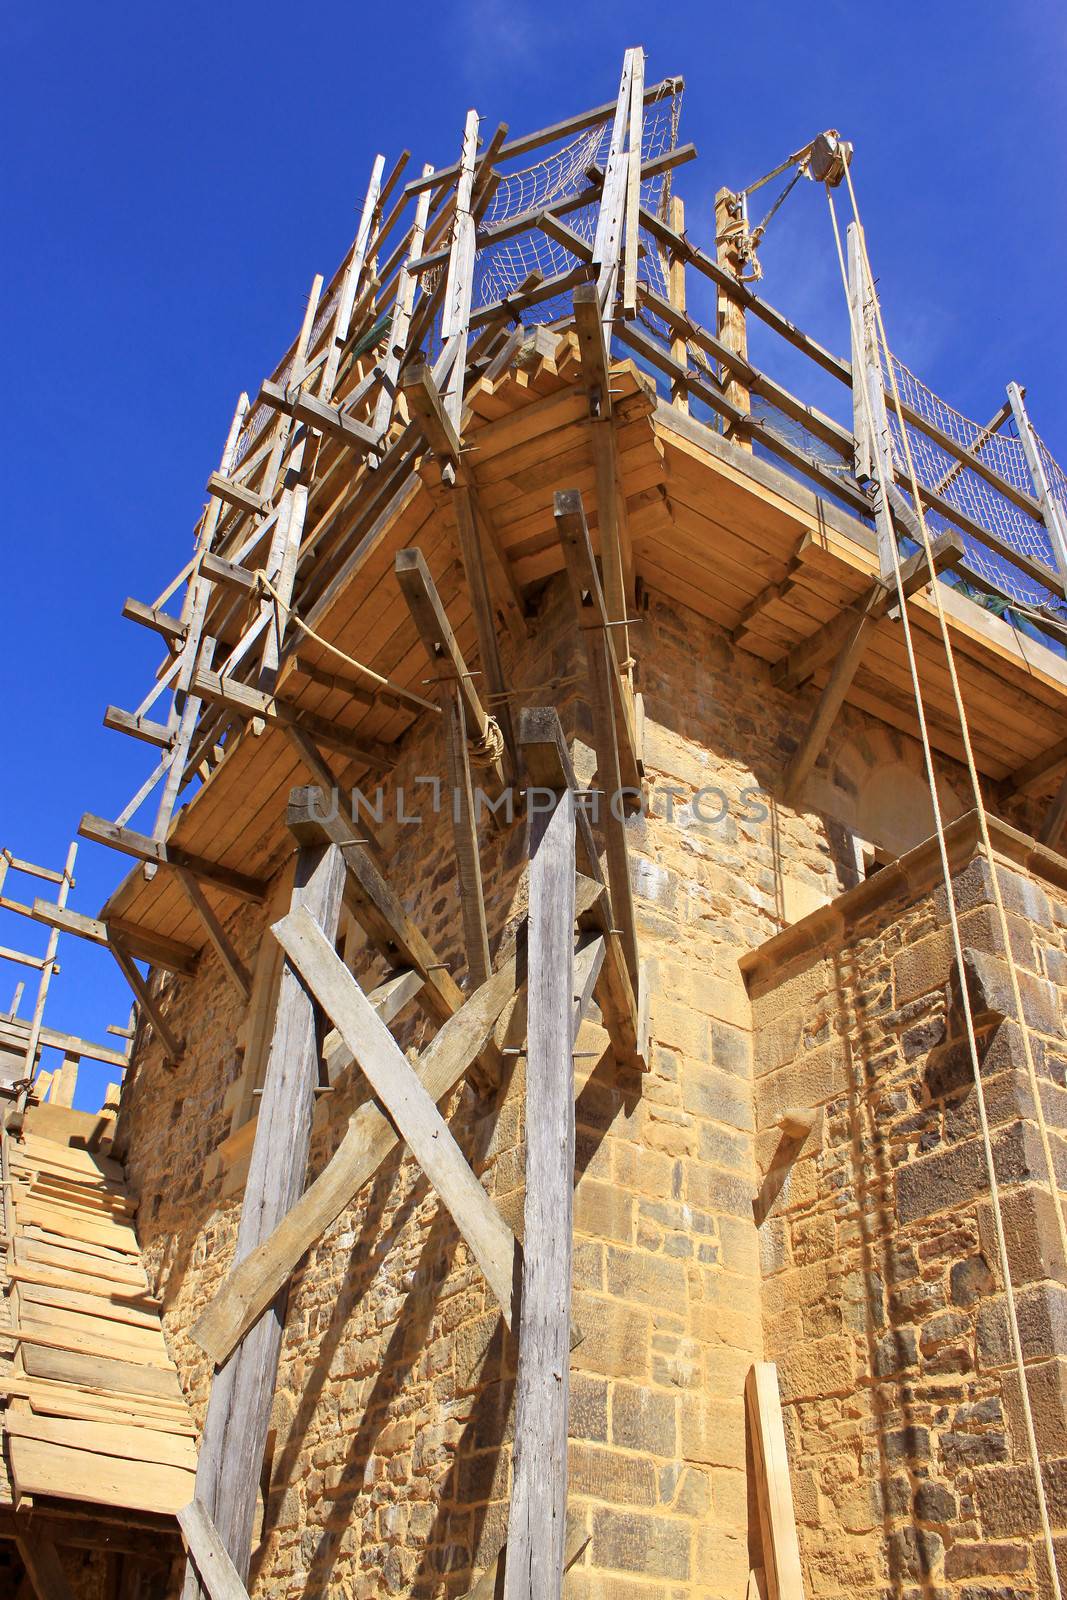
[2,1,1064,1109]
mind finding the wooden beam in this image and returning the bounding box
[621,48,645,318]
[515,707,644,1069]
[30,900,198,977]
[257,380,379,451]
[107,939,184,1067]
[16,1532,78,1600]
[453,485,516,769]
[323,967,425,1082]
[183,840,347,1600]
[746,1364,805,1600]
[553,489,640,787]
[205,473,268,518]
[272,905,519,1324]
[177,1500,251,1600]
[0,1016,129,1071]
[103,707,174,749]
[1009,735,1067,798]
[441,683,492,985]
[286,788,464,1022]
[555,491,640,992]
[78,816,266,904]
[772,531,966,692]
[174,869,251,1002]
[190,668,395,766]
[199,554,257,595]
[401,362,462,465]
[191,955,523,1367]
[122,598,186,648]
[504,786,576,1600]
[780,602,877,802]
[1039,771,1067,850]
[394,548,501,777]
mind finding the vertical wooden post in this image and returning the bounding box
[504,785,576,1600]
[847,223,897,577]
[715,187,751,445]
[182,829,347,1600]
[668,195,689,414]
[440,109,480,433]
[22,839,76,1080]
[1006,381,1067,582]
[746,1363,805,1600]
[154,394,248,840]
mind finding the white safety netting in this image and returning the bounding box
[475,85,683,325]
[883,351,1065,610]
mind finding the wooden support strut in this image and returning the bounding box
[555,490,641,994]
[106,937,184,1067]
[273,906,520,1325]
[286,787,464,1023]
[503,784,576,1600]
[182,838,347,1600]
[517,708,644,1068]
[779,532,966,801]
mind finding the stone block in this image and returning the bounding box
[571,1292,650,1381]
[606,1247,689,1314]
[591,1508,690,1581]
[611,1383,677,1455]
[978,1282,1067,1370]
[777,1332,856,1402]
[963,947,1061,1035]
[570,1373,609,1443]
[679,1396,748,1468]
[681,1063,754,1133]
[568,1441,657,1506]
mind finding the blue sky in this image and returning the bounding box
[2,1,1064,1109]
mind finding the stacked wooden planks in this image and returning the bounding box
[0,1123,197,1516]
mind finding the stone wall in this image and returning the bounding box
[115,573,990,1600]
[747,817,1067,1600]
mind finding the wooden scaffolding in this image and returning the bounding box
[6,42,1067,1600]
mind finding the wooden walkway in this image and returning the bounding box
[0,1111,197,1519]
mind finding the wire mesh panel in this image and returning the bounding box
[475,85,682,327]
[883,351,1061,610]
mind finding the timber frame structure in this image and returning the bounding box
[6,44,1067,1600]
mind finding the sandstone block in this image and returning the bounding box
[591,1508,690,1581]
[568,1441,657,1506]
[611,1383,677,1456]
[777,1333,856,1402]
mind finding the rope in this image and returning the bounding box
[467,713,506,769]
[255,568,504,767]
[251,570,439,715]
[828,178,1064,1600]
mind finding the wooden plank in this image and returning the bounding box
[746,1363,805,1600]
[2,1409,197,1472]
[20,1342,185,1403]
[10,1436,193,1517]
[272,905,519,1324]
[107,939,184,1066]
[174,869,251,1002]
[555,491,640,991]
[185,839,346,1600]
[771,532,966,692]
[122,597,186,647]
[190,951,534,1366]
[286,787,464,1023]
[178,1500,251,1600]
[440,683,492,985]
[504,787,576,1600]
[15,1531,78,1600]
[205,473,267,517]
[79,815,266,904]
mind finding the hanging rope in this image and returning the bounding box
[252,570,439,715]
[828,177,1065,1600]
